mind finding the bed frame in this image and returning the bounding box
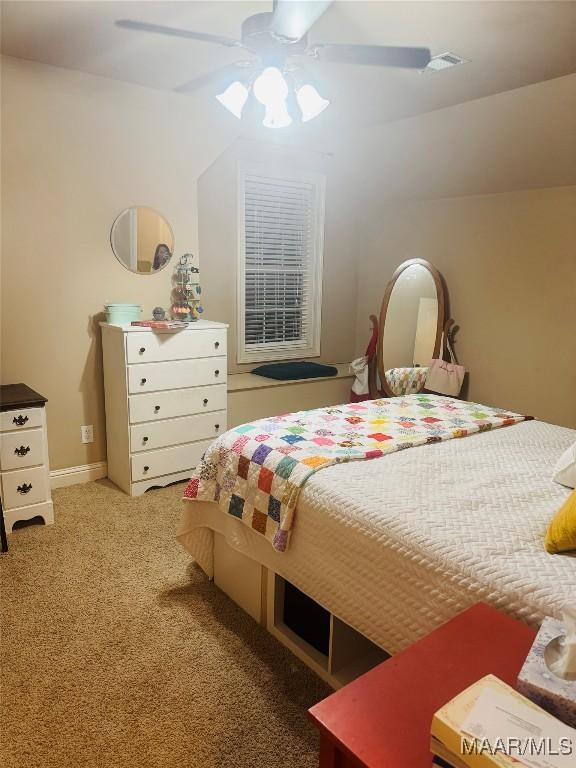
[213,532,389,689]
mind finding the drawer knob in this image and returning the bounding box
[215,424,220,430]
[143,436,149,443]
[143,465,150,472]
[154,405,160,412]
[13,414,29,426]
[214,370,220,376]
[203,398,209,405]
[139,347,146,354]
[141,378,147,385]
[14,445,31,456]
[214,341,220,349]
[17,483,33,494]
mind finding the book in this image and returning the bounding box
[130,320,189,329]
[431,674,574,768]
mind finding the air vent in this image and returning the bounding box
[424,52,469,72]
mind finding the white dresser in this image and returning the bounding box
[100,320,228,496]
[0,384,54,532]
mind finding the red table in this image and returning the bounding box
[308,603,537,768]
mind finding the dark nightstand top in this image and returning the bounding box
[0,384,48,412]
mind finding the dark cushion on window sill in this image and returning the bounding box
[251,362,338,381]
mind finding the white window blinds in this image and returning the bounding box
[238,167,324,363]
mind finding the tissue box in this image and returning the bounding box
[517,616,576,728]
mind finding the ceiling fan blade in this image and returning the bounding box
[115,19,243,49]
[311,44,431,69]
[271,1,333,42]
[175,63,255,94]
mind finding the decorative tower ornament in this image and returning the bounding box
[171,253,204,322]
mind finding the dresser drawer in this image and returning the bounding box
[128,358,226,394]
[129,385,227,424]
[126,329,226,364]
[1,465,49,510]
[0,428,45,470]
[0,407,44,432]
[131,411,226,452]
[131,440,212,482]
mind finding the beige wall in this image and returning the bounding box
[0,55,237,469]
[355,186,576,428]
[0,56,357,470]
[351,73,576,429]
[198,139,358,373]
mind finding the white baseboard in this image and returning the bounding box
[50,461,108,489]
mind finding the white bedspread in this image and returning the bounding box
[177,420,576,653]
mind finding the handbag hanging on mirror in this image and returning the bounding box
[424,324,465,398]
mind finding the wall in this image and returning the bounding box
[353,73,576,429]
[198,139,357,373]
[356,189,576,428]
[0,55,237,469]
[0,56,358,471]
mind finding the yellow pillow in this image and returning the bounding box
[545,491,576,554]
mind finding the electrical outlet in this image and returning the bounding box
[81,425,94,444]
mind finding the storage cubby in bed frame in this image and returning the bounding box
[267,572,389,689]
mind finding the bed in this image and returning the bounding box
[178,417,575,655]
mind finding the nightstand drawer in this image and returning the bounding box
[128,358,226,394]
[1,465,49,510]
[130,411,226,452]
[128,385,227,424]
[0,428,45,470]
[126,329,226,364]
[131,440,211,482]
[0,407,43,432]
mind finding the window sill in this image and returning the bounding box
[227,363,354,393]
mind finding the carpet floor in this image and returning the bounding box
[0,480,330,768]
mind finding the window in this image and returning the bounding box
[237,164,325,363]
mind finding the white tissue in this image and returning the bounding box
[547,603,576,680]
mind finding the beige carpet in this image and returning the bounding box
[0,480,330,768]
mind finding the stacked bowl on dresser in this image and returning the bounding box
[100,320,227,496]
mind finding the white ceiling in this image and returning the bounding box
[2,1,576,132]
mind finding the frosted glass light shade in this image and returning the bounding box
[296,84,330,122]
[216,81,249,119]
[262,102,293,129]
[252,67,289,106]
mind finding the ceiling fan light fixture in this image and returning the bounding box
[296,83,330,122]
[215,81,249,118]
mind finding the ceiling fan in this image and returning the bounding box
[116,1,431,128]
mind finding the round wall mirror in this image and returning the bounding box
[110,206,174,274]
[377,259,445,396]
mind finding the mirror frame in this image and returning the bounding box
[374,258,446,398]
[110,206,175,275]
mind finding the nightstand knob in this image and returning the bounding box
[14,445,31,456]
[154,405,160,412]
[203,398,209,405]
[215,424,220,430]
[143,436,149,443]
[17,483,33,494]
[141,378,147,385]
[143,465,149,472]
[139,347,146,354]
[214,341,220,349]
[214,369,220,376]
[13,414,29,426]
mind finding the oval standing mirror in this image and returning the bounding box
[110,206,174,274]
[377,259,445,396]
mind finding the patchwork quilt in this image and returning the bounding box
[385,366,430,396]
[183,395,528,552]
